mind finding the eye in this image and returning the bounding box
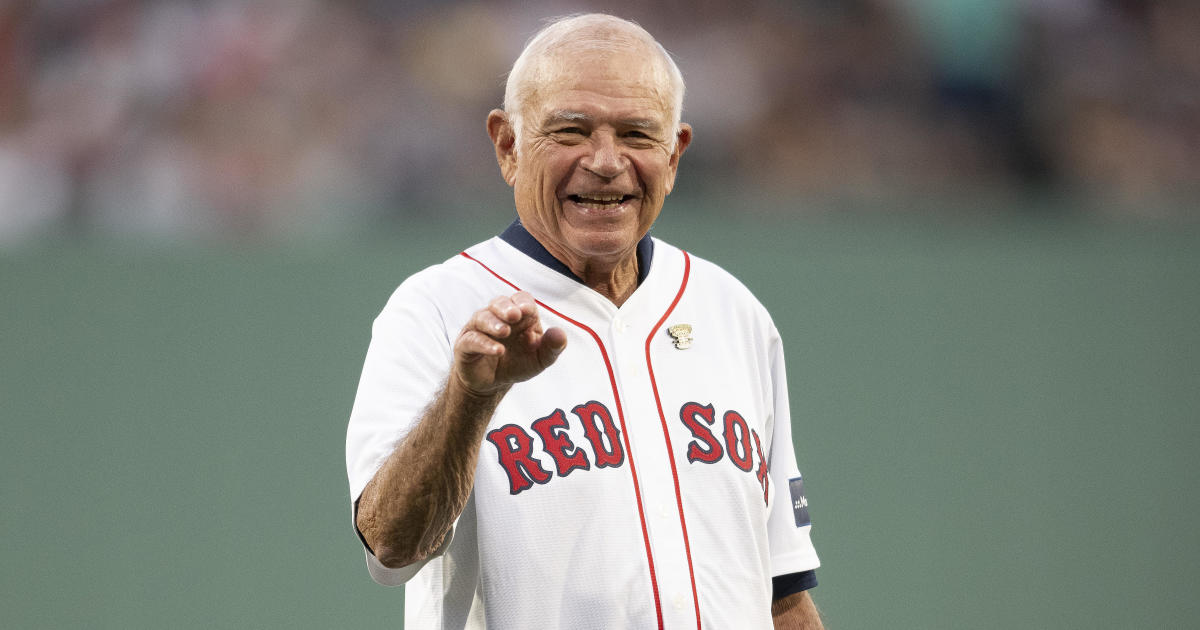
[623,130,659,145]
[548,127,588,144]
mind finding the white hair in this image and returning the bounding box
[503,14,686,146]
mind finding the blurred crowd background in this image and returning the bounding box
[1,0,1197,245]
[4,5,1198,627]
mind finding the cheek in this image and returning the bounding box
[522,151,570,192]
[536,172,558,213]
[636,155,674,193]
[516,165,562,230]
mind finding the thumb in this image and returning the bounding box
[537,326,568,368]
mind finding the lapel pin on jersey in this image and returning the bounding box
[667,323,694,349]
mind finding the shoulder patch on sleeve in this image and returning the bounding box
[789,476,811,527]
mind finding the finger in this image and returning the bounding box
[469,308,511,339]
[511,291,539,317]
[456,329,505,357]
[536,326,568,368]
[508,291,542,331]
[488,295,524,324]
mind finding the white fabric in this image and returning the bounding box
[346,236,819,629]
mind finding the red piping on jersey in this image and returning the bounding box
[643,250,702,629]
[459,251,665,630]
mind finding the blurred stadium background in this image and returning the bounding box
[2,1,1197,628]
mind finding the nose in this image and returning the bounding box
[581,132,626,179]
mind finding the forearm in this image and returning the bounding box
[355,291,565,569]
[356,377,508,568]
[772,590,824,630]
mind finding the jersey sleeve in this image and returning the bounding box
[764,322,821,579]
[344,270,455,585]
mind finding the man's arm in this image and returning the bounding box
[355,292,566,569]
[772,590,825,630]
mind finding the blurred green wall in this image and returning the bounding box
[3,210,1198,629]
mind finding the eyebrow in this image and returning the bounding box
[542,110,664,131]
[544,110,591,125]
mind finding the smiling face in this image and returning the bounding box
[488,47,691,277]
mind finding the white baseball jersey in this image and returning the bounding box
[346,222,819,629]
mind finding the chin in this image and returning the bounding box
[572,233,640,260]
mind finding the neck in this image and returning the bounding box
[572,255,639,306]
[500,220,648,306]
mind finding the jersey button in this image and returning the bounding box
[673,593,687,610]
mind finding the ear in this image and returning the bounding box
[487,109,518,186]
[663,122,693,195]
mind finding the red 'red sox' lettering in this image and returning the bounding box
[723,410,754,472]
[680,402,722,464]
[487,401,624,495]
[486,424,553,494]
[531,409,590,477]
[680,402,770,504]
[752,429,769,503]
[573,401,624,468]
[487,399,767,502]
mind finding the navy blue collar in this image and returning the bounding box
[499,219,655,286]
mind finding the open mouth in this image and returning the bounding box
[567,194,637,210]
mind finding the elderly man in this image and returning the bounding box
[346,14,823,629]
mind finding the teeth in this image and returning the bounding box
[576,194,625,203]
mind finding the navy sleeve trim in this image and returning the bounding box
[772,570,817,600]
[352,498,376,556]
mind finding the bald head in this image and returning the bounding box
[503,14,686,145]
